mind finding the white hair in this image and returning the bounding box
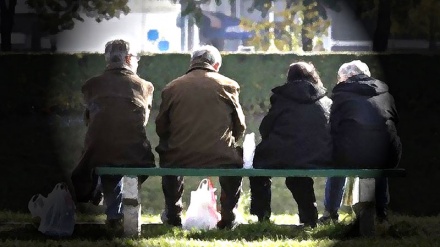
[337,60,371,83]
[190,45,222,68]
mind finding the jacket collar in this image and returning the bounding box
[186,62,217,74]
[106,62,135,74]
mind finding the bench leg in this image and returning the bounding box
[122,176,141,237]
[352,178,376,237]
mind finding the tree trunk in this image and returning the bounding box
[230,0,236,17]
[301,0,314,51]
[0,0,17,52]
[428,8,437,50]
[372,0,391,52]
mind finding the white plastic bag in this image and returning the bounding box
[183,178,221,230]
[28,182,76,237]
[243,132,256,169]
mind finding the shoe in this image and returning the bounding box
[303,221,317,228]
[258,214,270,223]
[160,210,182,227]
[105,218,123,229]
[91,190,103,206]
[216,219,239,230]
[377,216,390,224]
[317,211,339,225]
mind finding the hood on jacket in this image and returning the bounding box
[333,74,389,96]
[271,79,327,104]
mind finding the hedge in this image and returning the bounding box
[1,52,440,216]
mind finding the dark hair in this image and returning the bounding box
[287,61,323,86]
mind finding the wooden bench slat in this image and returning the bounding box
[95,167,406,178]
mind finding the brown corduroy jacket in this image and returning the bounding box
[155,62,246,168]
[71,67,155,202]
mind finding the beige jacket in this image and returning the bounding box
[155,62,246,168]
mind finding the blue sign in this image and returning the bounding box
[147,29,159,41]
[158,40,169,51]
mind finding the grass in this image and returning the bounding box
[1,211,439,247]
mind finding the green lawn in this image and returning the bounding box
[1,211,438,247]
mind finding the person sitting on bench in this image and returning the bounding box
[71,39,156,228]
[318,60,402,224]
[155,45,246,229]
[249,61,333,228]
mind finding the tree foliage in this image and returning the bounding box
[25,0,130,34]
[353,0,439,49]
[240,1,330,52]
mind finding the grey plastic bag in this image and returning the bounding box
[28,182,76,237]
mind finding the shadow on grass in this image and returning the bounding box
[0,220,419,242]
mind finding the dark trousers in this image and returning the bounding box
[99,175,123,220]
[250,176,318,225]
[162,175,242,223]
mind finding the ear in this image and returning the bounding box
[213,62,220,71]
[125,55,131,65]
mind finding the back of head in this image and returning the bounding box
[104,39,130,65]
[337,60,371,83]
[287,61,323,86]
[190,45,222,69]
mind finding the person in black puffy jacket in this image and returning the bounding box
[318,60,402,224]
[249,61,333,228]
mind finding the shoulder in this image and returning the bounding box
[210,72,240,89]
[135,76,154,90]
[162,74,186,92]
[82,74,102,91]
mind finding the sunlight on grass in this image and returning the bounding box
[1,211,440,247]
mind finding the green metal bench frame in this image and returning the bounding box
[95,167,406,237]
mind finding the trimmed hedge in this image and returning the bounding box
[0,52,390,115]
[1,53,440,216]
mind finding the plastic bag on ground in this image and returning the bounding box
[28,182,76,237]
[183,178,221,230]
[243,132,256,169]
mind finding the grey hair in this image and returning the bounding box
[337,60,371,83]
[190,45,222,68]
[104,39,130,65]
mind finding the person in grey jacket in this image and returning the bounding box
[250,62,333,227]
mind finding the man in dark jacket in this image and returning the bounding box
[71,39,156,226]
[155,45,246,229]
[250,62,333,227]
[319,60,402,224]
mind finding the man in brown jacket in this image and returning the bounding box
[71,39,155,226]
[156,45,246,229]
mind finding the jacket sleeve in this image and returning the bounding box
[388,94,399,125]
[329,99,342,135]
[143,83,154,126]
[83,109,90,127]
[223,85,246,141]
[259,101,282,139]
[81,81,90,127]
[155,87,171,141]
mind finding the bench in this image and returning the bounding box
[95,167,406,237]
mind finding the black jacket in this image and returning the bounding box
[253,80,333,169]
[330,74,402,168]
